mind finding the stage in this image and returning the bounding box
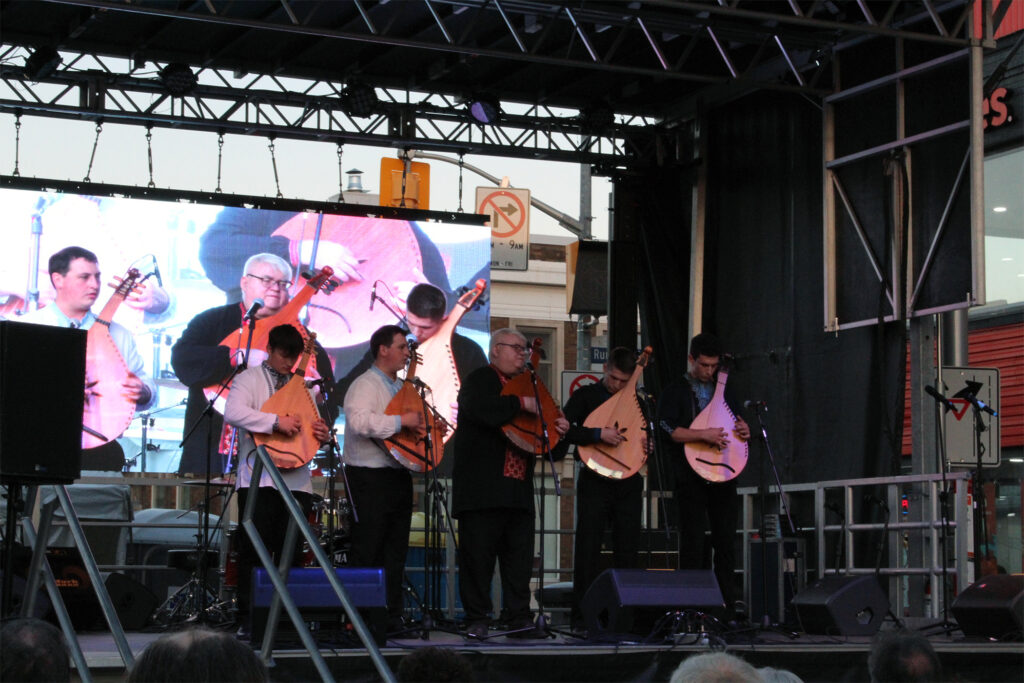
[73,619,1023,682]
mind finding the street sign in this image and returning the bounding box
[561,371,600,403]
[943,366,1001,467]
[477,187,529,271]
[590,346,607,365]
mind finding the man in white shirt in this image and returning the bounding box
[18,246,156,470]
[223,323,330,626]
[342,324,424,629]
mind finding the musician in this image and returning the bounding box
[335,282,488,406]
[552,347,643,628]
[171,253,338,475]
[18,246,156,469]
[342,324,425,629]
[658,333,750,614]
[451,328,569,639]
[223,324,331,626]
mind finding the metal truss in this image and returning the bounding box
[0,45,651,165]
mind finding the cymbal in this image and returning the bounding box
[181,477,235,487]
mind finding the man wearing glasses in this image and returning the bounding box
[451,328,569,639]
[172,253,338,475]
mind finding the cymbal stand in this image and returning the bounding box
[123,399,187,473]
[176,314,257,623]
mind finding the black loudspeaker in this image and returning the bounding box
[105,573,159,630]
[0,321,86,484]
[581,569,724,638]
[951,574,1023,639]
[792,575,889,636]
[250,567,387,646]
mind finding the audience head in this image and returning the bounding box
[126,626,268,682]
[868,630,941,682]
[669,651,761,683]
[758,666,805,683]
[0,617,71,682]
[397,646,474,682]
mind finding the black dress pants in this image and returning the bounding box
[457,508,534,625]
[345,465,413,619]
[674,465,739,607]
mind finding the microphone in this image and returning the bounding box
[924,385,955,413]
[242,298,264,321]
[410,377,431,391]
[370,281,377,311]
[305,378,327,389]
[744,399,766,409]
[151,256,164,287]
[964,393,998,416]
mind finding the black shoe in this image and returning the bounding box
[465,622,488,640]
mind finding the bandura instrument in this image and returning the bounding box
[272,213,423,349]
[82,268,142,449]
[501,338,562,454]
[413,279,487,441]
[254,333,323,469]
[578,347,653,479]
[385,347,448,472]
[684,370,748,482]
[205,266,338,404]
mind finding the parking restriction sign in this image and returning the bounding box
[477,187,530,271]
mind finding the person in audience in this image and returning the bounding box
[759,666,805,682]
[669,651,761,683]
[0,617,71,682]
[868,630,942,682]
[126,626,268,682]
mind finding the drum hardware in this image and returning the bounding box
[122,398,187,472]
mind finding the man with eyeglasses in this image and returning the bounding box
[171,253,339,475]
[451,328,569,640]
[658,332,750,620]
[550,347,644,632]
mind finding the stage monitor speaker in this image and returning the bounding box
[0,321,85,484]
[792,575,889,636]
[581,569,724,638]
[951,574,1023,639]
[250,567,387,646]
[105,573,158,630]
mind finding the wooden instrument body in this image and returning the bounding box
[413,279,487,442]
[578,347,652,480]
[500,339,562,455]
[205,267,336,404]
[273,214,422,349]
[253,334,322,469]
[684,370,748,482]
[385,351,446,472]
[82,269,141,449]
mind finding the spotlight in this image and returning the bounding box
[340,82,379,117]
[468,95,501,125]
[159,63,198,96]
[23,46,61,81]
[580,103,615,134]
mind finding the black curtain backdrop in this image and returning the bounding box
[618,91,908,488]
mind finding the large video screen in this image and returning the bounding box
[0,186,490,475]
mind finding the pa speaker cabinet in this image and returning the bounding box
[952,574,1023,639]
[0,321,85,484]
[105,573,159,630]
[581,569,724,638]
[250,567,387,646]
[792,574,889,636]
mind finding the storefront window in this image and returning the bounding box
[983,149,1024,306]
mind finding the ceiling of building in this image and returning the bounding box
[0,1,977,163]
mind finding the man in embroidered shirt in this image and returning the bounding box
[223,323,330,627]
[18,246,156,470]
[450,328,569,639]
[342,324,425,629]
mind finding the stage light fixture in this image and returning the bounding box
[159,63,198,96]
[468,95,501,125]
[581,103,615,134]
[23,46,61,81]
[340,82,379,117]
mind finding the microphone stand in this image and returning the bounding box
[749,402,796,630]
[176,314,258,624]
[636,388,672,568]
[967,397,997,580]
[528,366,558,638]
